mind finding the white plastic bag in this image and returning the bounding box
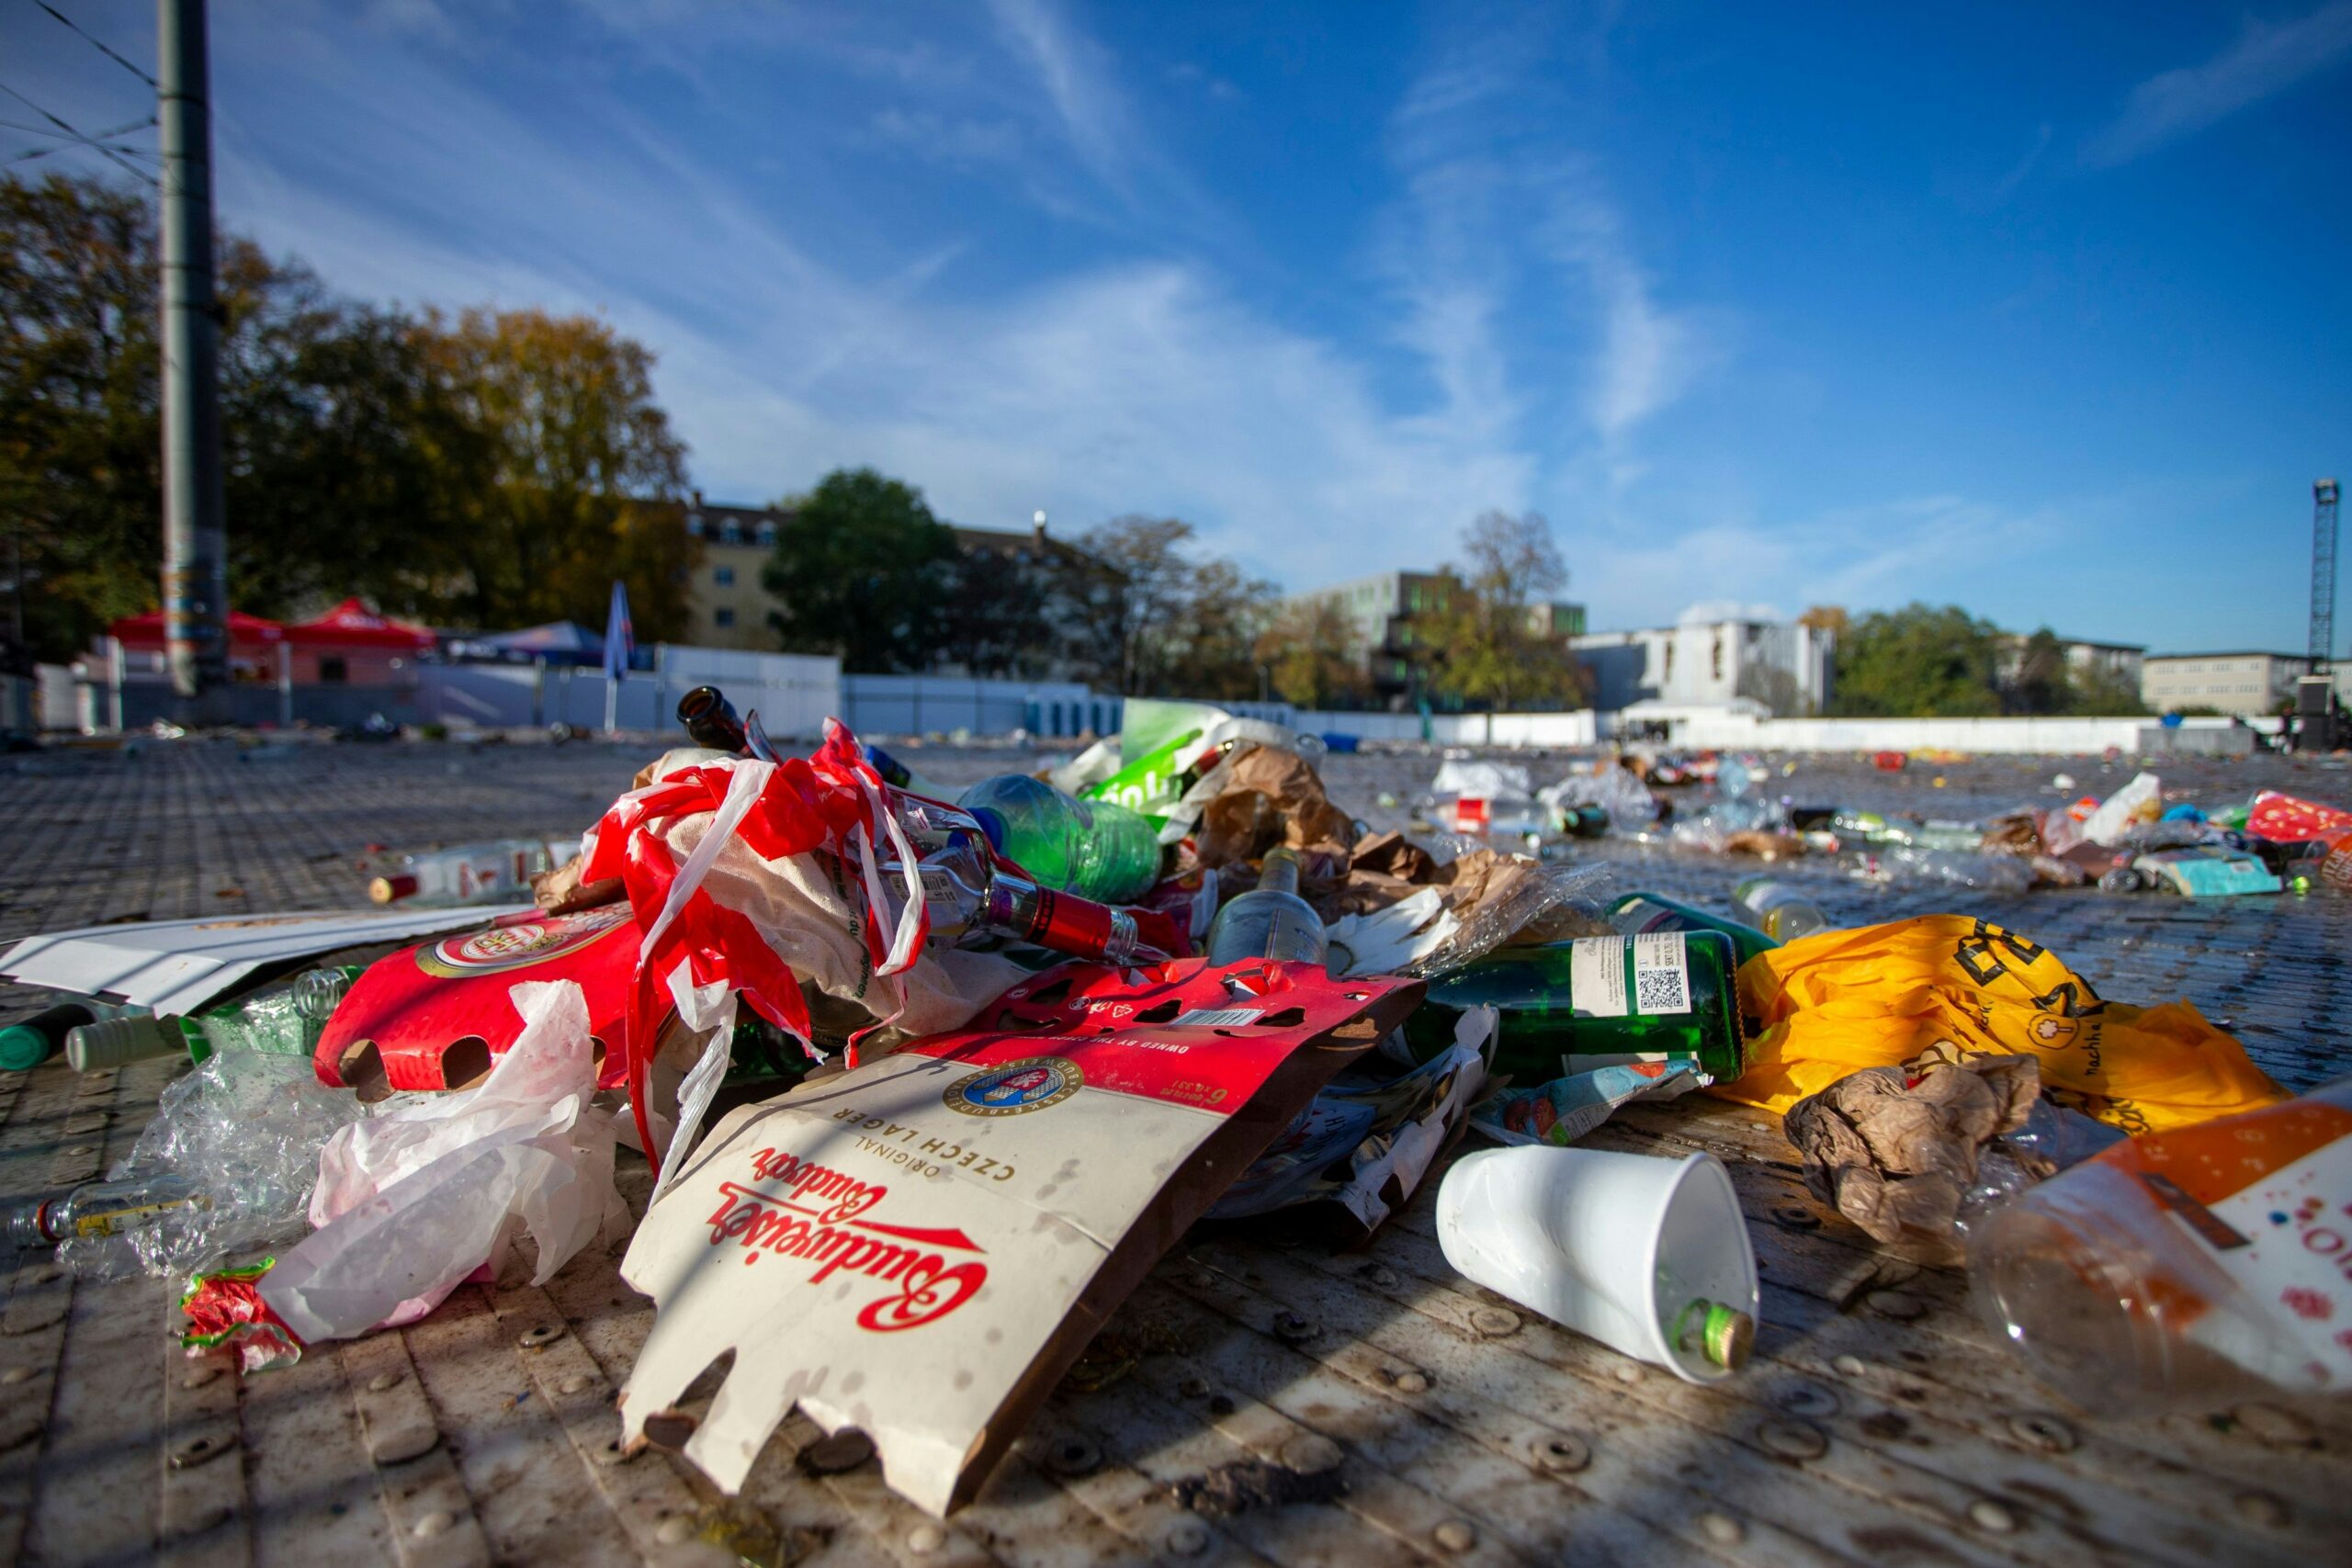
[260,979,625,1344]
[1431,759,1533,802]
[2080,772,2161,848]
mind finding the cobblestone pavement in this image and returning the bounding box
[6,735,2345,1087]
[3,735,2349,1566]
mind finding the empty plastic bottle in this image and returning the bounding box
[957,774,1163,906]
[5,1173,205,1249]
[179,966,360,1062]
[1970,1078,2352,1414]
[1204,847,1329,967]
[1728,879,1830,942]
[0,999,148,1072]
[368,839,574,906]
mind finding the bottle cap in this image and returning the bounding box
[368,874,419,904]
[967,807,1009,854]
[1678,1299,1755,1370]
[0,1023,53,1072]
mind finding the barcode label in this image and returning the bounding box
[1169,1008,1262,1028]
[1632,931,1692,1016]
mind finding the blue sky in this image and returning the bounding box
[7,1,2349,652]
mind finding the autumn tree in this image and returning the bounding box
[762,468,959,671]
[1256,597,1371,709]
[1059,515,1274,697]
[1422,509,1587,709]
[420,307,696,639]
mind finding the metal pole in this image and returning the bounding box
[158,0,228,723]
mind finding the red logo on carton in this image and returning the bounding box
[703,1148,988,1332]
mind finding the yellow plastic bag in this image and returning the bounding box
[1712,915,2284,1134]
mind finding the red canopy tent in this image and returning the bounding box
[107,609,287,649]
[286,598,435,652]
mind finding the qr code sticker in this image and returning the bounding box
[1635,967,1688,1014]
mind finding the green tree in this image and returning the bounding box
[933,544,1046,677]
[1423,510,1588,710]
[763,468,958,671]
[2068,665,2148,716]
[421,307,695,638]
[1828,604,2003,716]
[0,174,157,658]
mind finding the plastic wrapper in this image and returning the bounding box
[1208,1021,1487,1236]
[1324,887,1455,977]
[1663,797,1786,853]
[59,1051,364,1282]
[1846,846,2034,892]
[256,978,627,1347]
[1472,1058,1702,1147]
[1404,846,1612,979]
[1537,765,1658,829]
[1430,758,1532,802]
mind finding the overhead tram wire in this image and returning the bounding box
[30,0,158,88]
[0,82,156,186]
[1,111,156,166]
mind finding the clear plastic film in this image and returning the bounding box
[57,1051,366,1281]
[1402,838,1616,979]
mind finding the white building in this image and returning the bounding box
[2141,651,2322,716]
[1995,634,2144,691]
[1570,615,1834,717]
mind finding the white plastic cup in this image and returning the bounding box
[1436,1145,1758,1382]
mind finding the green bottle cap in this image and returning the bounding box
[0,1023,53,1072]
[1673,1298,1755,1370]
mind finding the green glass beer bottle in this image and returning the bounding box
[1398,931,1746,1086]
[1604,891,1779,966]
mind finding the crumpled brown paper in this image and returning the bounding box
[1195,746,1359,869]
[1782,1044,2039,1249]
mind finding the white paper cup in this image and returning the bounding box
[1436,1144,1758,1382]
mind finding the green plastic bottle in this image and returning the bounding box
[1399,931,1746,1086]
[1605,892,1778,966]
[957,774,1164,906]
[179,967,362,1063]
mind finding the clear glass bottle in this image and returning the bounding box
[4,1173,206,1248]
[367,839,573,906]
[957,774,1163,906]
[1728,878,1829,942]
[907,836,1160,965]
[1204,847,1329,966]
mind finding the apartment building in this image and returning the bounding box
[2141,651,2318,716]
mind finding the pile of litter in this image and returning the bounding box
[3,691,2346,1517]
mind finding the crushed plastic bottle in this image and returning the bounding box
[1849,847,2035,892]
[957,774,1163,906]
[179,967,359,1062]
[1970,1078,2352,1415]
[1204,847,1329,966]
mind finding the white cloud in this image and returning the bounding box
[2083,2,2352,166]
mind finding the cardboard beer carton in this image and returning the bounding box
[315,904,641,1096]
[616,956,1422,1516]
